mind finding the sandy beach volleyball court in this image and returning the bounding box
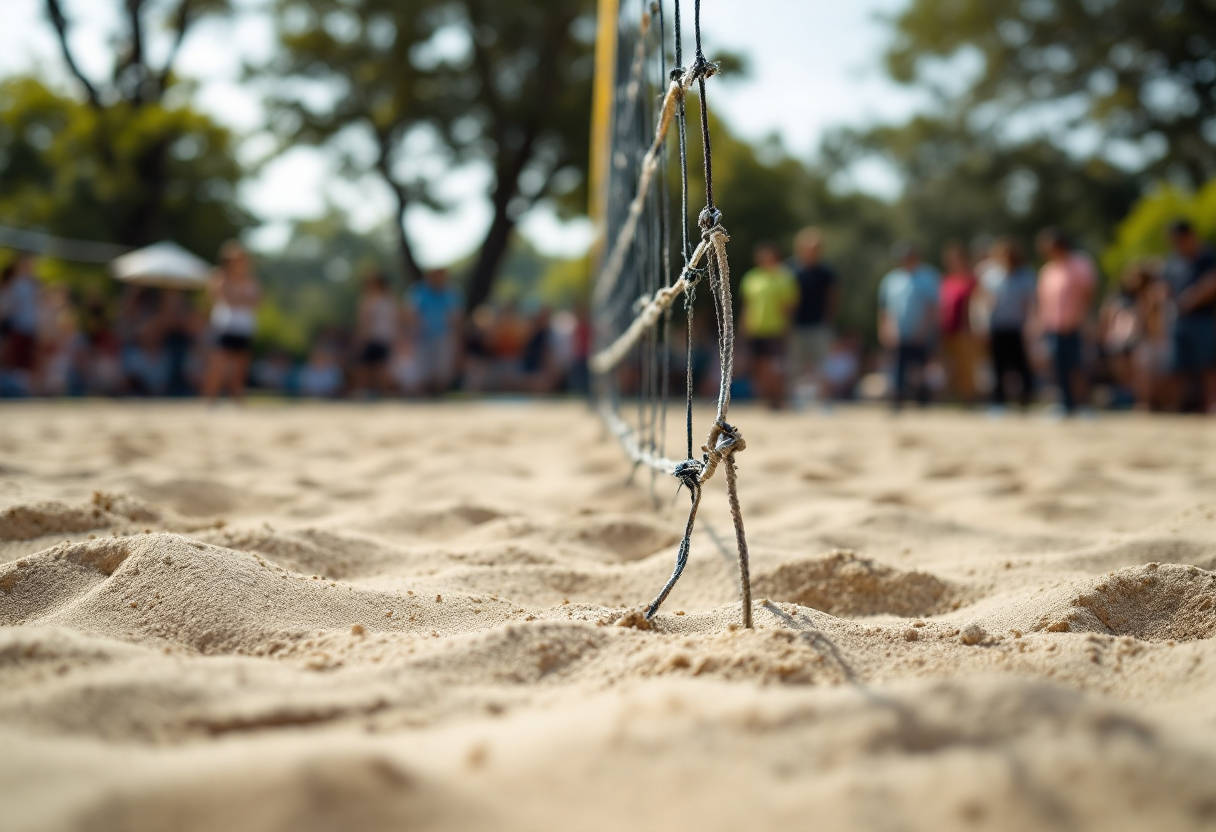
[2,401,1216,830]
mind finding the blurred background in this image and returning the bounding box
[1,0,1213,404]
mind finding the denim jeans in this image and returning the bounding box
[1045,331,1082,413]
[893,343,930,410]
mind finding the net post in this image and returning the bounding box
[589,0,622,265]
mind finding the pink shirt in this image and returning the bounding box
[1037,253,1096,333]
[939,272,976,334]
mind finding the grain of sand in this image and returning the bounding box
[2,402,1216,831]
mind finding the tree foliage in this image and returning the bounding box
[0,76,247,287]
[262,0,596,307]
[1101,177,1216,279]
[30,0,243,251]
[828,114,1140,261]
[887,0,1216,185]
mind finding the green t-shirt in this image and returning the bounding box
[740,265,799,337]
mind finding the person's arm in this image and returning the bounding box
[822,270,841,328]
[1178,268,1216,314]
[1024,284,1039,339]
[876,277,892,346]
[738,272,752,337]
[784,273,801,324]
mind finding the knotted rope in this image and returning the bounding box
[593,0,751,628]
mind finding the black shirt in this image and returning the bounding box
[792,262,836,326]
[1164,245,1216,321]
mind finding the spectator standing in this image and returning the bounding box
[353,270,399,397]
[0,253,42,395]
[520,306,558,393]
[202,240,261,403]
[159,290,200,397]
[981,238,1037,410]
[37,284,81,397]
[739,241,799,409]
[878,243,940,410]
[488,301,530,391]
[1036,229,1097,416]
[1163,220,1216,413]
[939,241,978,405]
[788,227,837,407]
[408,268,462,396]
[1123,264,1171,411]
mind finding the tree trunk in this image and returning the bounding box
[120,139,169,246]
[375,133,423,286]
[390,185,423,286]
[464,200,516,312]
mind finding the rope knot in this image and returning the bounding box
[713,421,746,456]
[672,458,704,493]
[690,55,718,82]
[698,206,722,233]
[684,266,706,291]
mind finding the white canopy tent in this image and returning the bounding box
[110,241,212,290]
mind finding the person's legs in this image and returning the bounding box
[228,349,251,402]
[943,335,972,403]
[957,334,976,404]
[1010,333,1034,409]
[202,347,227,401]
[1048,333,1076,414]
[1189,316,1216,413]
[909,344,930,407]
[892,344,910,411]
[788,329,808,399]
[991,331,1012,406]
[1167,317,1214,412]
[1065,333,1088,412]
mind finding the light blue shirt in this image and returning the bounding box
[408,282,462,341]
[983,265,1036,331]
[879,264,940,344]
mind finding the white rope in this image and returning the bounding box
[592,62,712,308]
[588,234,712,374]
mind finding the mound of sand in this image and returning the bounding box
[752,549,957,617]
[1,533,516,653]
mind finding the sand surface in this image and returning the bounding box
[2,401,1216,831]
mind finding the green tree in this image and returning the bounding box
[31,0,243,250]
[1101,178,1216,279]
[827,114,1140,264]
[262,0,595,308]
[0,76,247,287]
[886,0,1216,186]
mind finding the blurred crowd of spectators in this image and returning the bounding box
[733,219,1216,415]
[0,243,591,401]
[4,217,1214,416]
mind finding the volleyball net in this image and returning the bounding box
[588,0,751,627]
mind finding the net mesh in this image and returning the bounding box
[589,0,751,627]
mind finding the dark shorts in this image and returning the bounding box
[1171,316,1216,374]
[750,337,786,359]
[360,341,390,366]
[4,331,37,370]
[218,332,253,353]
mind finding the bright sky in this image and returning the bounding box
[0,0,922,265]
